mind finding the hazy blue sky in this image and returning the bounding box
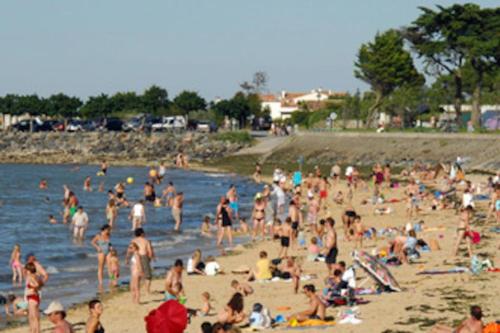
[0,1,497,100]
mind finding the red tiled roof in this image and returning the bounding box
[259,94,278,102]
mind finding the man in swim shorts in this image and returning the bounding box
[287,284,325,322]
[131,228,155,294]
[172,192,184,231]
[324,218,338,274]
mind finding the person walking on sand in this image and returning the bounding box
[454,206,474,257]
[71,206,89,242]
[288,199,302,248]
[324,217,338,274]
[164,259,183,301]
[216,197,233,251]
[44,301,74,333]
[10,244,23,287]
[130,228,155,294]
[172,192,184,231]
[129,200,146,230]
[91,225,111,292]
[279,218,293,258]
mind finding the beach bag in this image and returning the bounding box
[429,239,440,251]
[145,300,187,333]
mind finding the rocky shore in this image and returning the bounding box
[0,131,248,165]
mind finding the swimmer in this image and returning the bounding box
[39,179,48,190]
[201,216,213,237]
[48,215,57,224]
[83,176,92,192]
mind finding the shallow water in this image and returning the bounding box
[0,164,260,313]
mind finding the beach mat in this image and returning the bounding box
[285,319,335,330]
[417,267,468,275]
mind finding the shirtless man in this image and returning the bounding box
[430,305,483,333]
[279,218,293,258]
[454,206,474,257]
[164,259,183,301]
[44,301,74,333]
[318,177,329,209]
[172,192,184,231]
[288,200,302,248]
[129,200,146,230]
[143,182,156,203]
[130,228,155,294]
[324,217,338,274]
[288,284,325,322]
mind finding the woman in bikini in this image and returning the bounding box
[25,262,42,333]
[453,206,474,257]
[10,244,23,287]
[252,194,266,241]
[91,225,112,291]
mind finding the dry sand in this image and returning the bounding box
[3,174,499,333]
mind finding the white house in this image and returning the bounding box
[260,89,346,120]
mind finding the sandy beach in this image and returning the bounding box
[3,171,499,333]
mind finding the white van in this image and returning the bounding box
[152,116,186,131]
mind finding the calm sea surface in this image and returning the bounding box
[0,163,260,316]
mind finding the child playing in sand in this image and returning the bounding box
[200,216,212,237]
[10,244,22,287]
[198,292,213,316]
[307,237,321,261]
[231,279,254,296]
[107,249,120,288]
[353,215,365,249]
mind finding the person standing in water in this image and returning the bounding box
[100,160,108,176]
[227,185,240,220]
[162,182,176,207]
[105,199,118,228]
[172,192,184,231]
[83,176,92,192]
[91,225,111,292]
[130,228,155,294]
[71,206,89,242]
[129,200,146,230]
[10,244,23,287]
[216,197,234,251]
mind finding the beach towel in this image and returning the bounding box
[288,319,335,328]
[417,267,468,275]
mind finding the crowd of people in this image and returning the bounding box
[2,156,499,333]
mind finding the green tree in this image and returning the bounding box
[80,94,114,119]
[110,92,141,115]
[354,29,424,128]
[172,91,206,115]
[47,93,83,126]
[142,85,169,115]
[405,4,500,128]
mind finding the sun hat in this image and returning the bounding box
[44,301,65,315]
[255,193,263,200]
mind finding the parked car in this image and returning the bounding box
[82,120,97,131]
[196,121,217,133]
[104,118,124,131]
[10,120,34,132]
[67,120,83,132]
[123,117,142,132]
[252,116,272,131]
[152,116,186,131]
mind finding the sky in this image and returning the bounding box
[0,0,497,101]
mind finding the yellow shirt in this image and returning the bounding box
[256,259,272,280]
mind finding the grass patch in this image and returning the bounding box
[213,131,254,144]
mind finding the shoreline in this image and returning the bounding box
[1,163,499,332]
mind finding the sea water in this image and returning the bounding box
[0,164,260,315]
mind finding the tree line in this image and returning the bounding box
[353,3,499,129]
